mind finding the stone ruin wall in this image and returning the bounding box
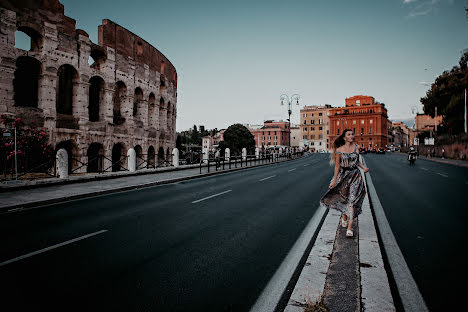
[0,0,177,172]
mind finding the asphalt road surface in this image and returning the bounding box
[364,152,467,311]
[0,153,334,312]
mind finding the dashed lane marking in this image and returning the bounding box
[420,168,428,171]
[437,173,448,178]
[288,168,297,172]
[191,190,232,204]
[259,175,276,182]
[0,229,108,267]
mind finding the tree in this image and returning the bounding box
[191,125,200,145]
[420,50,468,134]
[223,124,256,154]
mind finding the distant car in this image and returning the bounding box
[359,147,367,154]
[376,147,386,154]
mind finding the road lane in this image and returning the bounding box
[0,153,335,311]
[364,152,467,311]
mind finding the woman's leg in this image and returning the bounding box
[347,204,354,231]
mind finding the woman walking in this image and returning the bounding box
[320,129,369,237]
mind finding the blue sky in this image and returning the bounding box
[26,0,468,130]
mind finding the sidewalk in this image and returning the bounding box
[397,152,468,168]
[0,158,291,213]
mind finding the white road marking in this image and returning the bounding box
[303,164,309,167]
[259,175,276,182]
[0,229,108,267]
[437,173,448,178]
[420,168,428,171]
[288,168,297,172]
[191,190,232,204]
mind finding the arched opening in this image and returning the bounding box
[111,143,126,172]
[87,143,104,173]
[159,97,165,131]
[158,146,165,162]
[56,64,78,115]
[147,146,155,168]
[166,147,171,161]
[14,56,40,108]
[113,81,126,125]
[88,76,104,122]
[160,76,166,93]
[55,140,74,174]
[148,93,156,128]
[134,145,143,168]
[166,101,172,135]
[88,46,106,70]
[133,87,143,117]
[15,27,42,51]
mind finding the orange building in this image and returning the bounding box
[328,95,389,149]
[249,120,290,149]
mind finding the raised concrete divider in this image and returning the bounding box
[281,161,396,311]
[362,157,429,312]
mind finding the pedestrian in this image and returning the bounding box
[320,129,369,237]
[215,148,221,169]
[441,148,445,159]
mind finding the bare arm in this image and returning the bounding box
[329,153,341,188]
[356,146,369,172]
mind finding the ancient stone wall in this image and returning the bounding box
[0,0,177,173]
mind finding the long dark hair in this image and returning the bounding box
[330,128,353,165]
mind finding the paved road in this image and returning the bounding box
[0,153,333,312]
[364,152,467,311]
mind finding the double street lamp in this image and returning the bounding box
[280,94,300,151]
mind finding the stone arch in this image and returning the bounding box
[159,97,166,131]
[14,56,41,108]
[160,75,166,93]
[56,64,79,115]
[147,145,155,168]
[113,81,127,125]
[133,87,143,117]
[134,144,144,168]
[87,143,104,173]
[158,146,165,161]
[166,147,171,160]
[15,26,42,52]
[88,76,105,122]
[111,142,127,172]
[88,46,107,70]
[148,92,156,128]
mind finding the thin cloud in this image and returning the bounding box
[419,81,431,86]
[406,0,441,18]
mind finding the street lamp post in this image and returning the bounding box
[280,94,300,153]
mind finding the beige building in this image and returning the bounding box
[290,125,300,148]
[300,105,332,151]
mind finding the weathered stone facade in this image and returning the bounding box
[0,0,177,173]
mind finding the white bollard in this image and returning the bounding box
[255,147,260,159]
[56,148,68,179]
[172,148,179,167]
[242,148,247,161]
[202,147,209,164]
[127,148,136,172]
[225,148,230,162]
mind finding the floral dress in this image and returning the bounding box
[320,144,366,218]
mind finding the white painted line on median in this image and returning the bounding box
[191,190,232,204]
[420,167,428,171]
[361,157,429,312]
[437,173,448,178]
[250,205,328,312]
[288,168,297,172]
[259,175,276,182]
[0,229,108,267]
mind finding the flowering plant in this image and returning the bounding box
[1,115,55,174]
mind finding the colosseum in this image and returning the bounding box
[0,0,178,173]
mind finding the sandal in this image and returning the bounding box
[346,229,353,237]
[341,218,348,228]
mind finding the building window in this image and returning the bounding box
[319,112,323,116]
[361,128,364,134]
[327,130,329,135]
[311,127,315,131]
[370,119,373,124]
[319,119,323,124]
[312,113,314,116]
[319,142,322,145]
[311,135,315,139]
[353,120,356,124]
[303,120,306,125]
[319,126,323,130]
[369,127,373,134]
[311,120,315,124]
[353,127,356,133]
[337,129,340,135]
[361,120,364,124]
[319,134,323,139]
[337,121,340,126]
[274,135,277,140]
[356,100,360,105]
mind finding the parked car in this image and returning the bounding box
[359,147,367,154]
[376,147,386,154]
